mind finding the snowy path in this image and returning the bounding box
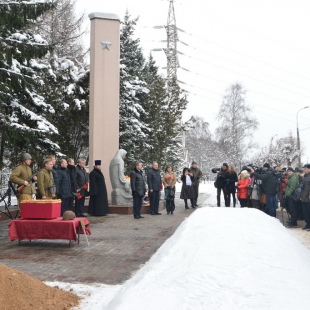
[47,184,310,309]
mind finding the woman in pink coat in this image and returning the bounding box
[237,170,250,207]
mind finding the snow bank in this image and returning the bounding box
[107,208,310,310]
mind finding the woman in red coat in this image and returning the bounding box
[237,170,250,207]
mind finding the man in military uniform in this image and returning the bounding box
[189,161,203,206]
[9,153,37,215]
[37,159,55,199]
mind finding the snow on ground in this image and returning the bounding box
[45,282,122,310]
[107,208,310,310]
[47,186,310,309]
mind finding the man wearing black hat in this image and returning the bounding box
[215,163,228,207]
[284,167,300,228]
[300,164,310,230]
[250,163,279,217]
[88,160,109,216]
[189,161,203,206]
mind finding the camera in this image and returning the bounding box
[247,164,264,174]
[211,168,221,174]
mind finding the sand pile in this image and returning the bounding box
[0,264,79,310]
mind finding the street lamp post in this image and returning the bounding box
[296,106,309,168]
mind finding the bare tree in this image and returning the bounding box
[216,83,258,170]
[34,0,87,59]
[251,132,301,168]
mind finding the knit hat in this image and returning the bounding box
[222,163,228,168]
[263,163,270,168]
[95,160,101,166]
[191,161,197,165]
[303,164,310,169]
[287,167,294,172]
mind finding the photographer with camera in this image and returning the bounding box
[214,163,228,207]
[249,163,279,217]
[284,167,300,228]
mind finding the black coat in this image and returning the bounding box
[225,172,238,193]
[76,165,89,197]
[57,167,73,199]
[253,168,278,195]
[89,168,108,216]
[180,174,195,199]
[300,173,310,203]
[215,168,228,188]
[67,164,79,192]
[52,165,59,195]
[147,168,162,192]
[130,168,146,196]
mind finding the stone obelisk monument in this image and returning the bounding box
[88,13,120,199]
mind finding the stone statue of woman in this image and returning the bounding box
[109,149,132,204]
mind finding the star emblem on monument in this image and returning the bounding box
[101,41,112,50]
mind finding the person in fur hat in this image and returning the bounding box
[237,170,250,207]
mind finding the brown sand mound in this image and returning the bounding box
[0,264,79,310]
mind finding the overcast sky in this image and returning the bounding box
[76,0,310,164]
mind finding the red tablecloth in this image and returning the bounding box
[8,217,90,242]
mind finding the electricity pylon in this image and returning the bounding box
[163,0,179,84]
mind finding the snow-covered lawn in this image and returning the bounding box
[47,186,310,309]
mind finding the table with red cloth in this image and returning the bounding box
[8,217,91,243]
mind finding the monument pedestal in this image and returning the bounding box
[108,201,165,215]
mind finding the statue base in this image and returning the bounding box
[108,201,165,215]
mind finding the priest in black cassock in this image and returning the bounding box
[88,160,109,216]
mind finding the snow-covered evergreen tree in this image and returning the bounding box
[163,79,188,169]
[38,55,89,161]
[140,54,167,167]
[119,12,149,168]
[0,0,58,168]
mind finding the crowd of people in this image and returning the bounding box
[9,153,109,217]
[7,153,310,230]
[214,162,310,230]
[8,154,203,220]
[130,160,202,219]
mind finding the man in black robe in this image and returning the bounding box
[89,160,109,216]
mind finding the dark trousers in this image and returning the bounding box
[227,191,236,207]
[61,197,73,215]
[302,202,310,225]
[193,184,199,204]
[75,196,85,216]
[150,191,160,214]
[165,199,175,213]
[266,194,277,217]
[287,197,298,224]
[133,195,143,217]
[239,198,248,208]
[184,199,194,208]
[217,187,227,206]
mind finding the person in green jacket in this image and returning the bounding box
[37,159,56,199]
[285,167,300,228]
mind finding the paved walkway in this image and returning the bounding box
[0,193,209,285]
